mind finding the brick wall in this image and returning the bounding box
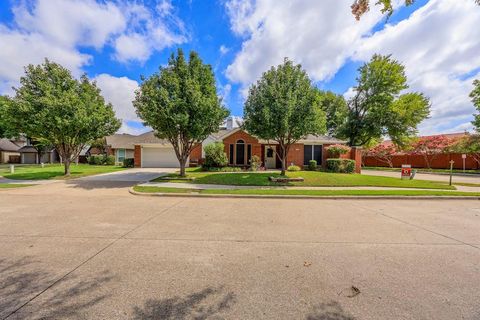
[363,153,480,170]
[223,130,262,166]
[190,144,202,161]
[286,144,304,167]
[134,145,141,167]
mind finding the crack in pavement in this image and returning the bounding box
[2,198,186,320]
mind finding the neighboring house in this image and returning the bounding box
[18,145,57,164]
[0,138,21,164]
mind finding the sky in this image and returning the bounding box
[0,0,479,136]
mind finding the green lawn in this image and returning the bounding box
[0,164,126,180]
[133,186,479,197]
[0,183,34,189]
[153,170,455,190]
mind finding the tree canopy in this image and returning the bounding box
[316,90,348,138]
[351,0,480,20]
[7,59,120,175]
[471,79,480,131]
[0,96,11,138]
[134,49,229,177]
[243,58,326,175]
[337,54,430,147]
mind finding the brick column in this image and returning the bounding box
[134,145,141,168]
[350,147,362,173]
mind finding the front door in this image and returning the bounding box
[265,146,276,169]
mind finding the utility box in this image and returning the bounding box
[401,164,412,180]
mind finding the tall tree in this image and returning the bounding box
[243,58,326,176]
[351,0,480,20]
[337,54,430,147]
[316,90,348,137]
[8,59,120,175]
[471,79,480,131]
[134,49,229,177]
[0,96,15,138]
[409,135,452,169]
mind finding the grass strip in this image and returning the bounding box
[133,186,480,197]
[0,184,34,189]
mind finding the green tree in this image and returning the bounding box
[134,49,229,177]
[351,0,480,20]
[0,96,15,138]
[316,90,348,137]
[471,79,480,131]
[243,58,327,176]
[8,59,120,175]
[338,54,430,147]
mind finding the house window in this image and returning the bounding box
[117,148,126,163]
[229,144,234,165]
[236,139,245,165]
[303,145,322,165]
[247,144,252,164]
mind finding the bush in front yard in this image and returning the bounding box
[287,165,301,172]
[202,166,242,172]
[88,155,104,165]
[326,159,356,173]
[249,155,262,171]
[326,144,350,158]
[105,155,115,165]
[123,158,134,168]
[203,142,228,168]
[308,160,317,171]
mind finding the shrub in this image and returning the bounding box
[249,155,262,171]
[88,155,104,165]
[308,160,317,171]
[123,158,134,168]
[87,154,116,166]
[203,142,228,168]
[105,155,115,165]
[326,144,351,158]
[202,166,242,172]
[326,159,356,173]
[287,165,301,172]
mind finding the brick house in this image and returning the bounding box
[132,127,362,172]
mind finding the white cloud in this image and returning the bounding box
[0,0,187,93]
[220,45,230,55]
[225,0,386,89]
[353,0,480,134]
[225,0,480,134]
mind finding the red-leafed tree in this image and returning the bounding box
[365,143,398,168]
[409,135,452,169]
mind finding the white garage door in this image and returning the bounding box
[142,147,180,168]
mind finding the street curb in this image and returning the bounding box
[128,188,480,200]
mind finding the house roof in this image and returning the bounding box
[18,145,38,153]
[106,132,170,149]
[0,138,21,152]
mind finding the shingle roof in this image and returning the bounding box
[0,138,21,152]
[18,145,38,153]
[106,132,170,149]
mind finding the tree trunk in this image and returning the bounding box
[279,144,287,176]
[179,157,187,177]
[280,158,286,176]
[64,158,71,176]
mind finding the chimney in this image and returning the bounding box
[226,116,234,130]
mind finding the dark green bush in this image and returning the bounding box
[326,159,356,173]
[203,142,228,168]
[87,155,104,165]
[308,160,317,171]
[123,158,134,168]
[202,166,242,172]
[87,154,116,166]
[105,155,115,165]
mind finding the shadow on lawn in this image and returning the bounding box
[131,286,236,320]
[0,257,114,319]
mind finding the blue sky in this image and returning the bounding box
[0,0,479,135]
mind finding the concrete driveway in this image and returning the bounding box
[1,183,480,319]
